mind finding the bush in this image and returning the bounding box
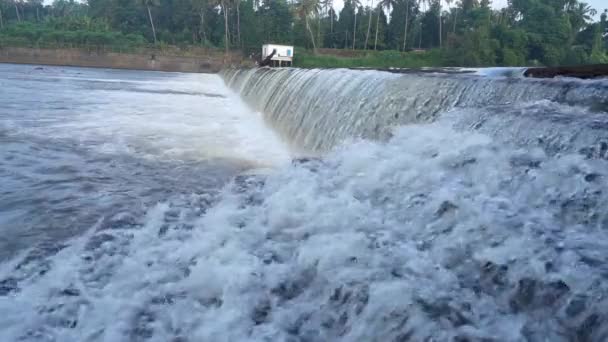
[563,47,589,65]
[0,19,147,49]
[500,48,526,66]
[589,50,608,64]
[295,49,447,68]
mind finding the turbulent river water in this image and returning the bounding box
[2,64,608,341]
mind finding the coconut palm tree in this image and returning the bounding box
[568,2,597,34]
[448,0,458,34]
[443,0,454,35]
[236,0,241,47]
[296,0,321,53]
[438,0,442,48]
[373,3,381,49]
[364,0,374,49]
[323,0,334,34]
[210,0,230,54]
[222,0,229,53]
[191,0,208,43]
[418,0,424,48]
[403,0,410,51]
[377,0,393,49]
[13,0,21,22]
[578,2,597,22]
[318,0,334,47]
[352,0,361,49]
[136,0,160,44]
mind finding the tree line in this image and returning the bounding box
[0,0,606,66]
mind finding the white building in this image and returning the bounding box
[262,44,294,67]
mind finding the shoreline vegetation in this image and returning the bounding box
[294,49,446,68]
[0,0,607,70]
[0,0,607,74]
[3,45,607,79]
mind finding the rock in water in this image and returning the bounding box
[524,64,608,79]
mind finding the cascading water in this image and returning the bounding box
[223,68,608,153]
[220,68,608,341]
[3,65,608,341]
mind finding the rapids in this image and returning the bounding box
[1,65,608,341]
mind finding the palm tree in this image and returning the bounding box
[321,0,335,47]
[418,0,438,48]
[364,0,374,49]
[191,0,208,43]
[403,0,410,51]
[418,0,424,48]
[568,2,597,34]
[323,0,334,35]
[377,0,393,49]
[438,0,442,48]
[579,2,597,22]
[210,0,230,54]
[352,0,361,49]
[373,4,380,49]
[443,0,455,35]
[222,0,229,53]
[317,1,322,48]
[296,0,321,53]
[14,0,21,22]
[137,0,159,44]
[236,0,241,47]
[449,0,458,34]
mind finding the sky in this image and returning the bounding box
[332,0,606,20]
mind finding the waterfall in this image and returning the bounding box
[222,68,608,154]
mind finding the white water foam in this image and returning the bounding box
[74,73,292,166]
[5,66,292,167]
[223,68,608,152]
[464,67,527,78]
[3,120,608,341]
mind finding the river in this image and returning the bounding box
[2,64,608,341]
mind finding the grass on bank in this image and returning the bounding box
[293,49,448,69]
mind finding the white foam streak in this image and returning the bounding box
[11,68,292,167]
[223,68,608,153]
[4,120,608,340]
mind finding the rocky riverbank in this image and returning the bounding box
[524,64,608,79]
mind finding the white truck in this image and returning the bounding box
[261,44,294,67]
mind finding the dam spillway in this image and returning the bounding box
[1,64,608,341]
[223,67,608,156]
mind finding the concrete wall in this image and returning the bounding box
[0,47,243,73]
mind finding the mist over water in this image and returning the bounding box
[2,65,608,341]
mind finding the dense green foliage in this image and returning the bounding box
[295,49,445,68]
[0,19,146,49]
[0,0,606,66]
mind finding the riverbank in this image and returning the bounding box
[0,46,244,73]
[524,64,608,79]
[2,46,606,79]
[294,49,446,69]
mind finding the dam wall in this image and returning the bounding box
[222,68,608,152]
[0,46,243,73]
